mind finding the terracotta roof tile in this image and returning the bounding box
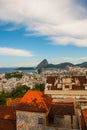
[72,76,87,87]
[49,102,75,116]
[17,90,52,112]
[12,98,21,103]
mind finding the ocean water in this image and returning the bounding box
[0,68,35,74]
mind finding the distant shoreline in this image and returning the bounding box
[0,67,36,74]
[16,67,36,70]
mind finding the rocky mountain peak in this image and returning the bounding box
[37,59,48,69]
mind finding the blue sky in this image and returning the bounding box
[0,0,87,67]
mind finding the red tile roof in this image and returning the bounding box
[12,98,22,106]
[72,76,87,87]
[17,90,52,112]
[46,76,59,90]
[49,102,75,116]
[12,98,21,103]
[47,75,87,90]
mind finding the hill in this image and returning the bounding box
[75,62,87,68]
[57,62,74,69]
[36,59,48,69]
[36,59,87,69]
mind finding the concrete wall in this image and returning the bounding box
[45,90,87,99]
[16,110,46,130]
[45,90,87,96]
[62,78,72,84]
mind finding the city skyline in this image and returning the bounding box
[0,0,87,67]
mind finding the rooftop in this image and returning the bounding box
[49,102,75,116]
[14,90,52,113]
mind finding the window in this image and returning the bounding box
[38,117,44,124]
[65,85,69,88]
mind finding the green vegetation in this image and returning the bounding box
[0,85,30,105]
[0,83,45,105]
[5,72,23,79]
[0,94,6,105]
[11,85,30,98]
[32,83,45,91]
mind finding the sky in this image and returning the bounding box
[0,0,87,67]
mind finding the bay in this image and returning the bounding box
[0,68,35,74]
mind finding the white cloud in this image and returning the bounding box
[0,61,39,67]
[4,26,20,31]
[0,47,33,57]
[49,57,87,64]
[63,57,87,64]
[14,61,39,67]
[0,0,87,46]
[50,36,87,47]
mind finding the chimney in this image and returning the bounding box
[6,98,12,106]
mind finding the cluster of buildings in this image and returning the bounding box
[42,66,87,76]
[67,66,87,75]
[0,72,45,93]
[0,67,87,130]
[0,90,77,130]
[45,74,87,130]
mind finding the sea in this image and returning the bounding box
[0,68,35,74]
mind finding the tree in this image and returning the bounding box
[0,94,6,105]
[11,85,30,98]
[5,72,23,79]
[0,85,30,105]
[33,83,45,91]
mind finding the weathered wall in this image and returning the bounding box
[0,119,16,130]
[16,110,46,130]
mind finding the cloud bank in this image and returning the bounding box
[49,56,87,64]
[0,47,33,57]
[0,0,87,46]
